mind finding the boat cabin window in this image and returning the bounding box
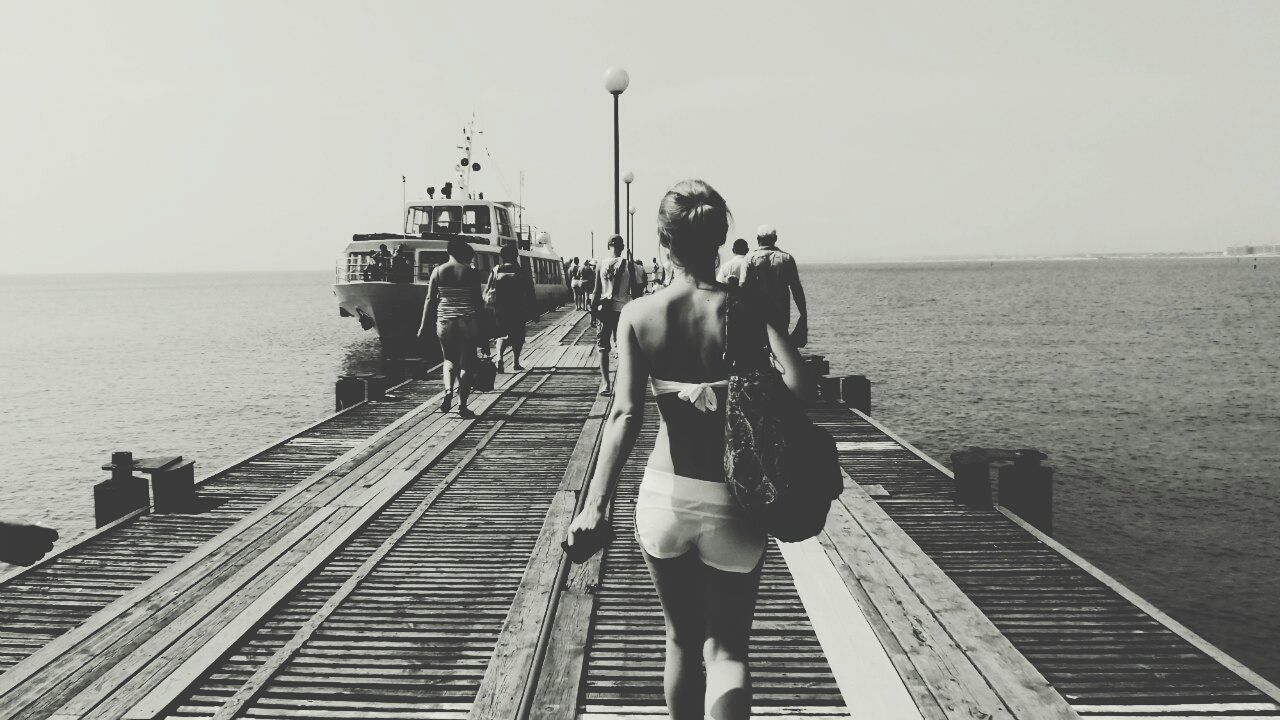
[417,250,448,280]
[496,207,513,238]
[462,205,491,235]
[433,207,462,234]
[407,206,432,235]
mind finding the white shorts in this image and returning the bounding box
[634,467,767,573]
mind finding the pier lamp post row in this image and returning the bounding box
[604,67,629,239]
[623,171,634,259]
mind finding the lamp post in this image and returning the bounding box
[603,67,630,238]
[623,171,634,259]
[628,206,636,263]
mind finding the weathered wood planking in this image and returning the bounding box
[468,388,611,720]
[165,369,601,718]
[810,403,1280,717]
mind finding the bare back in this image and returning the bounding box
[627,283,731,482]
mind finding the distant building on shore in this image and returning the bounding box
[1225,244,1280,256]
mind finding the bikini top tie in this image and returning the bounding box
[650,378,729,413]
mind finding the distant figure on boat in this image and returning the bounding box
[717,238,750,287]
[567,179,806,720]
[590,234,635,396]
[390,244,414,283]
[418,238,483,417]
[371,243,393,281]
[485,243,536,373]
[744,225,808,347]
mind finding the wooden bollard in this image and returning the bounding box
[364,374,390,402]
[816,375,843,404]
[950,449,992,509]
[335,375,366,411]
[152,459,196,514]
[94,451,150,527]
[998,449,1054,535]
[841,375,871,414]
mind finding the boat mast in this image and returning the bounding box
[456,114,482,199]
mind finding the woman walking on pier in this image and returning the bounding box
[418,238,483,417]
[485,243,535,372]
[567,179,806,720]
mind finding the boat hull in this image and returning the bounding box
[334,280,571,357]
[335,282,435,357]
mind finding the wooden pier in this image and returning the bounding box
[1,308,1277,720]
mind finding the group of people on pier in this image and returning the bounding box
[407,178,810,718]
[416,240,535,417]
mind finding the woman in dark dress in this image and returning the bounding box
[485,243,536,373]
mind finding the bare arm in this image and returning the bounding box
[418,270,439,336]
[589,265,603,311]
[788,258,807,319]
[766,315,807,399]
[566,305,647,542]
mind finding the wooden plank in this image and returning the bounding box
[837,472,1079,720]
[848,406,1280,706]
[197,373,552,720]
[821,491,1018,720]
[0,378,510,717]
[470,385,611,720]
[776,536,925,720]
[108,374,534,720]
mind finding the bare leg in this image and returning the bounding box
[702,559,763,720]
[456,332,477,416]
[437,323,457,412]
[495,337,507,373]
[597,348,611,395]
[643,550,706,720]
[510,338,524,370]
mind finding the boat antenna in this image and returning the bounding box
[400,175,406,235]
[456,113,483,199]
[518,170,524,241]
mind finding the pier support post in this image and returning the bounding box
[799,354,826,403]
[950,449,992,509]
[364,374,390,402]
[335,375,366,411]
[841,375,871,414]
[817,375,843,404]
[152,459,197,514]
[998,449,1054,535]
[94,451,150,527]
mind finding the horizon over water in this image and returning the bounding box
[0,259,1276,685]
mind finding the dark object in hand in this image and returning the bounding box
[0,520,59,566]
[561,524,615,564]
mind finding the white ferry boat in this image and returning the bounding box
[334,126,570,355]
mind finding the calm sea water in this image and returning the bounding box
[1,260,1276,682]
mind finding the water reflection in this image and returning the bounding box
[338,335,440,384]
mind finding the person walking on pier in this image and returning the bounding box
[743,225,809,347]
[717,238,749,287]
[485,243,535,373]
[568,180,806,720]
[589,234,636,396]
[418,238,483,417]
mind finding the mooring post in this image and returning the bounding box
[841,375,871,414]
[998,449,1054,535]
[364,374,390,402]
[799,354,826,403]
[950,448,992,509]
[94,451,150,527]
[335,375,366,411]
[817,375,843,404]
[151,459,197,514]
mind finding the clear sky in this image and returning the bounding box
[2,1,1277,273]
